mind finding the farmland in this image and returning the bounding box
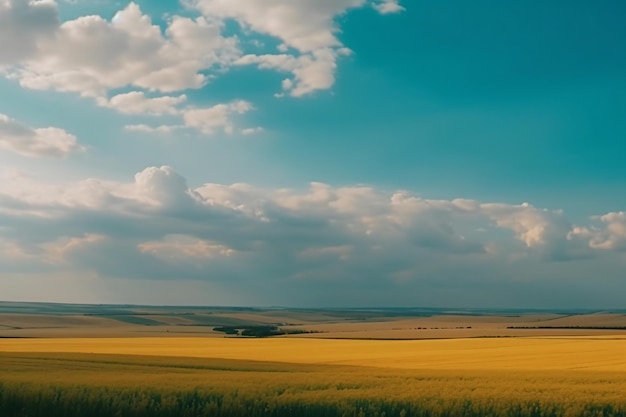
[1,302,626,416]
[1,336,626,416]
[1,336,626,371]
[2,301,626,340]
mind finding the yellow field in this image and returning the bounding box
[1,336,626,371]
[4,306,626,416]
[2,337,626,416]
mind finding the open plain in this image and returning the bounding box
[2,301,626,339]
[1,302,626,416]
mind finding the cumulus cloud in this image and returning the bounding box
[99,91,187,115]
[182,100,253,134]
[131,165,202,210]
[123,100,255,136]
[188,0,399,96]
[0,0,59,65]
[6,3,240,97]
[583,212,626,250]
[186,0,364,52]
[235,48,350,97]
[1,166,622,288]
[0,113,84,157]
[480,202,592,260]
[2,0,405,110]
[2,166,625,305]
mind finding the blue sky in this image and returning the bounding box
[0,0,625,307]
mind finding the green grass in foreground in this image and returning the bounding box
[0,353,625,417]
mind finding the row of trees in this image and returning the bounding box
[213,326,310,337]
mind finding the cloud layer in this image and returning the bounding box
[0,166,623,305]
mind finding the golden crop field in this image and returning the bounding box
[1,336,626,416]
[1,336,626,371]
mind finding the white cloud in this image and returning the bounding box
[1,166,625,305]
[129,165,202,209]
[3,0,404,101]
[373,0,405,14]
[188,0,396,96]
[585,212,626,250]
[0,113,84,158]
[182,100,253,134]
[0,166,616,263]
[480,202,591,260]
[186,0,365,52]
[124,124,182,134]
[481,203,566,248]
[0,0,59,65]
[7,3,240,97]
[123,99,255,135]
[99,91,187,115]
[235,48,349,97]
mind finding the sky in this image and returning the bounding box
[0,0,625,308]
